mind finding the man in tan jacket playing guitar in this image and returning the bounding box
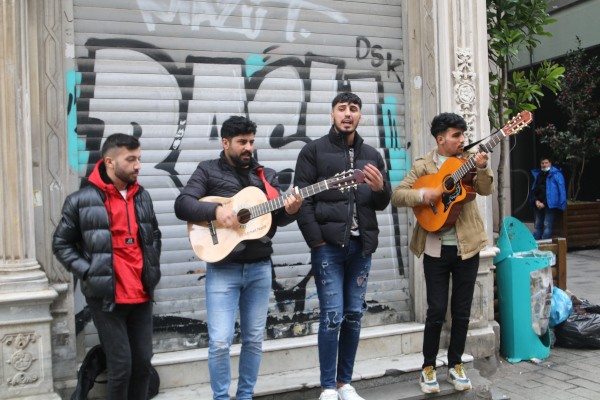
[391,112,494,394]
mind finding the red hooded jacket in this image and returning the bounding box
[87,159,149,304]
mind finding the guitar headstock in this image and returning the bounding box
[328,169,365,191]
[501,110,533,136]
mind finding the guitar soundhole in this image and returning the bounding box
[444,177,455,191]
[237,208,251,224]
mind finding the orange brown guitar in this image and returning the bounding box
[188,169,365,263]
[412,111,533,232]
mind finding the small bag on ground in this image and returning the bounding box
[71,344,160,399]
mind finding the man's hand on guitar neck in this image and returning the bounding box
[471,151,489,169]
[283,187,303,215]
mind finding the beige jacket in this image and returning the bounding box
[391,149,494,260]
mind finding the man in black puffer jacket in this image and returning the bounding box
[53,133,161,400]
[294,92,391,400]
[174,116,302,400]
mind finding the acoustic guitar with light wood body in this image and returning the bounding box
[413,111,533,232]
[188,169,365,263]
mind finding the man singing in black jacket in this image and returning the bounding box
[293,92,391,400]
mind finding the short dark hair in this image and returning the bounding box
[101,133,140,157]
[540,156,552,163]
[331,92,362,109]
[430,113,468,138]
[221,116,257,139]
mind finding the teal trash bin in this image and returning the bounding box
[494,216,554,363]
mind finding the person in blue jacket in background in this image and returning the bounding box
[530,157,567,240]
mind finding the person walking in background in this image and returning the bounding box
[391,113,494,394]
[293,92,391,400]
[530,157,567,240]
[53,133,162,400]
[174,116,302,400]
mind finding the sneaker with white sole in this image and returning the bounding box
[319,389,338,400]
[337,384,365,400]
[419,366,440,394]
[447,363,472,391]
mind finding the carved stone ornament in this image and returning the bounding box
[452,47,477,142]
[2,333,40,386]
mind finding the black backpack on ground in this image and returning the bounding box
[71,344,160,399]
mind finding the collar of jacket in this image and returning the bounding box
[327,125,363,149]
[87,159,140,198]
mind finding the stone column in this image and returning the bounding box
[0,0,60,398]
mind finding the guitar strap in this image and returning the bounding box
[256,167,280,200]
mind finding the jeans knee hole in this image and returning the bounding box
[325,311,342,329]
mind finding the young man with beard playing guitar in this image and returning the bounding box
[391,112,494,394]
[174,116,302,400]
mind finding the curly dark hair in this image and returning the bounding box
[430,113,467,138]
[221,116,257,139]
[331,92,362,109]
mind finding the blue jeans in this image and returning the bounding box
[311,238,371,389]
[422,246,479,368]
[533,207,556,240]
[86,298,154,400]
[206,259,272,400]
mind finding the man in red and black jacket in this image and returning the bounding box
[53,133,161,400]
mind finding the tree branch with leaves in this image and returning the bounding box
[535,39,600,201]
[487,0,564,230]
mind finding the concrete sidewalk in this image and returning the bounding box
[149,249,600,400]
[473,248,600,400]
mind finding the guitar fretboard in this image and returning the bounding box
[450,130,505,183]
[248,180,332,219]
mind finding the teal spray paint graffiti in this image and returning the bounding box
[66,70,87,173]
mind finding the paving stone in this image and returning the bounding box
[566,387,600,400]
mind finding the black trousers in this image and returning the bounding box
[422,246,479,369]
[87,298,154,400]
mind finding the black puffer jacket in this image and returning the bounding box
[294,127,391,255]
[174,152,297,263]
[52,164,161,312]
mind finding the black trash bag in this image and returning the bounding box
[555,312,600,349]
[576,299,600,315]
[71,344,160,399]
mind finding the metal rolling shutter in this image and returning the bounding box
[69,0,411,352]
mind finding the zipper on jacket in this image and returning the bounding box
[341,135,355,247]
[124,198,133,235]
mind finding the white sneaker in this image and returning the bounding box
[319,389,338,400]
[447,363,472,391]
[419,366,440,394]
[337,384,365,400]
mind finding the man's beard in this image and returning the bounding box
[115,168,138,185]
[232,152,252,168]
[334,121,356,136]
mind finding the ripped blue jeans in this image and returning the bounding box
[311,237,371,389]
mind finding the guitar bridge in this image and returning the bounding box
[208,221,219,245]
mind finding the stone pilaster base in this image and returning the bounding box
[0,287,60,399]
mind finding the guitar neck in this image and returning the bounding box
[248,180,331,219]
[451,129,505,182]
